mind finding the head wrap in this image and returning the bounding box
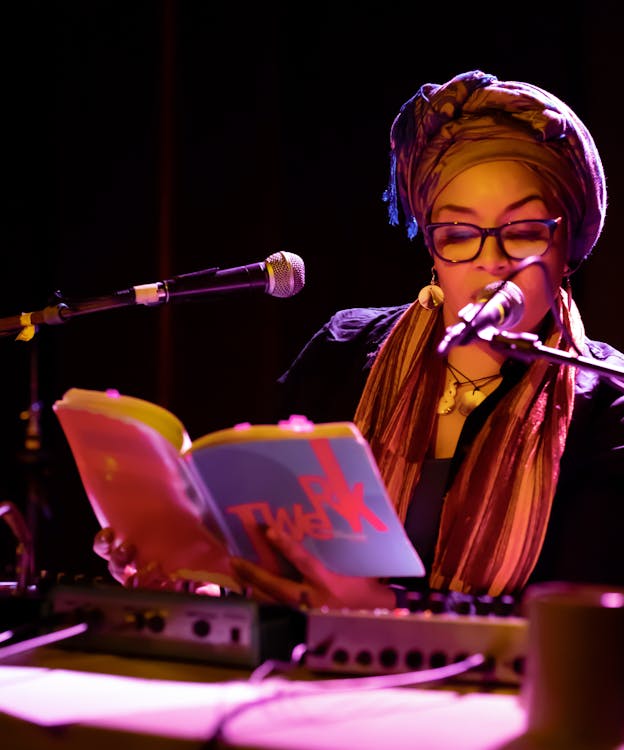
[384,70,607,270]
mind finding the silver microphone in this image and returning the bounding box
[5,252,306,335]
[130,251,306,305]
[437,280,525,355]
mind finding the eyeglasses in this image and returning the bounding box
[424,217,562,263]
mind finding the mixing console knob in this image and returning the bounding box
[332,648,349,665]
[355,650,373,667]
[193,619,211,638]
[145,613,166,633]
[379,647,398,668]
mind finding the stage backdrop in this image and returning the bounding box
[2,1,621,577]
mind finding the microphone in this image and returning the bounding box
[128,250,305,305]
[437,280,525,355]
[2,252,305,337]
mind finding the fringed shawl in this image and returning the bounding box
[354,289,584,596]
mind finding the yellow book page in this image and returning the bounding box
[56,387,191,452]
[191,414,362,451]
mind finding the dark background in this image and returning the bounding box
[2,1,622,580]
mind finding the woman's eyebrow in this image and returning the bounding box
[506,193,547,211]
[435,194,547,217]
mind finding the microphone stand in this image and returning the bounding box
[481,329,624,392]
[0,262,273,593]
[0,284,174,590]
[0,288,153,585]
[0,254,297,339]
[0,287,164,340]
[0,263,268,340]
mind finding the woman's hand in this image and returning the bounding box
[92,527,222,595]
[230,527,396,610]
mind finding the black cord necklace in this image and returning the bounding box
[437,363,501,416]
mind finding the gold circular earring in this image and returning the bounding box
[418,268,445,310]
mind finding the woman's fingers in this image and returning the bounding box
[231,528,331,607]
[110,541,137,569]
[92,527,224,596]
[93,527,116,558]
[92,528,138,584]
[231,557,311,607]
[264,527,325,581]
[93,528,136,570]
[256,528,396,609]
[125,560,169,590]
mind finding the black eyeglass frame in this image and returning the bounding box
[423,217,563,263]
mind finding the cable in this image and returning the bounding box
[202,647,487,748]
[250,645,486,690]
[0,622,89,660]
[0,501,35,592]
[503,256,583,356]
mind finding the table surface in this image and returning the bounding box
[0,644,545,750]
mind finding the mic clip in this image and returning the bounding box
[437,319,501,356]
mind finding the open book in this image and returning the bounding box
[53,388,425,589]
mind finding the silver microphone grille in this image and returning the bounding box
[479,280,525,329]
[265,251,305,298]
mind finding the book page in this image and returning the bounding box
[191,416,358,450]
[54,392,236,589]
[189,419,426,579]
[56,388,191,451]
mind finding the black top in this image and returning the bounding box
[276,305,624,591]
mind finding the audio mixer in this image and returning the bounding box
[305,605,527,686]
[4,582,527,687]
[46,583,306,668]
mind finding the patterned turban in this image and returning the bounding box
[384,70,607,270]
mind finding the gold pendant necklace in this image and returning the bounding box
[437,363,501,417]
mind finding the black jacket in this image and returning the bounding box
[277,306,624,590]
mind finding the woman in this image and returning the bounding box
[97,71,624,608]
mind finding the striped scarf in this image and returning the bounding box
[354,290,583,595]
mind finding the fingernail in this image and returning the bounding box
[111,542,136,566]
[93,528,115,554]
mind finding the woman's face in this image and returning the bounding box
[428,160,568,335]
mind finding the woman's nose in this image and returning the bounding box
[475,234,512,273]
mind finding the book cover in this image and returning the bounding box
[53,388,425,585]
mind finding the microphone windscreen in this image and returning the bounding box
[479,279,523,302]
[266,251,305,298]
[480,280,525,328]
